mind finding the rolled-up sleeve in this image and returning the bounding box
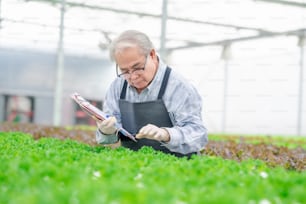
[95,78,122,145]
[96,130,118,144]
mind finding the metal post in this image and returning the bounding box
[160,0,168,59]
[222,61,228,133]
[221,44,231,133]
[297,35,305,136]
[0,0,2,29]
[53,0,66,126]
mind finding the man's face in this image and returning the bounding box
[115,46,156,92]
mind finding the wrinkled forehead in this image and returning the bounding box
[114,46,145,68]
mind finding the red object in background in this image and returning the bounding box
[5,95,34,123]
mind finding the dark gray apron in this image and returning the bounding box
[118,67,195,158]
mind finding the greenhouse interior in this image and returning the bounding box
[0,0,306,203]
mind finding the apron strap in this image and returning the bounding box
[158,67,171,99]
[119,66,172,100]
[120,80,128,100]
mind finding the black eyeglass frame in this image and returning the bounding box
[116,54,149,78]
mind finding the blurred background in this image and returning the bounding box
[0,0,305,136]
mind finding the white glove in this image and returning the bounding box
[96,116,117,135]
[136,124,170,142]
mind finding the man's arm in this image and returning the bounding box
[162,85,208,154]
[96,129,118,144]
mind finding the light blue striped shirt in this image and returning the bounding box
[96,57,208,154]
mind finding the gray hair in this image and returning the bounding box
[109,30,154,61]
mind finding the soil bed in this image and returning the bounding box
[1,122,305,171]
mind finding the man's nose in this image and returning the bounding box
[129,73,138,80]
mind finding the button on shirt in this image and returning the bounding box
[96,57,208,154]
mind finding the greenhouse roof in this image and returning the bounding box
[0,0,305,56]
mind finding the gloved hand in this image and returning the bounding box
[136,124,170,142]
[96,116,117,135]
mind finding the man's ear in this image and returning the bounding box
[150,49,156,57]
[150,49,157,60]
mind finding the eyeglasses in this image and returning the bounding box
[116,55,149,78]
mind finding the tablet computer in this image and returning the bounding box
[71,92,136,142]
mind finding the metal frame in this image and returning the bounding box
[53,0,65,126]
[1,0,305,135]
[256,0,306,8]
